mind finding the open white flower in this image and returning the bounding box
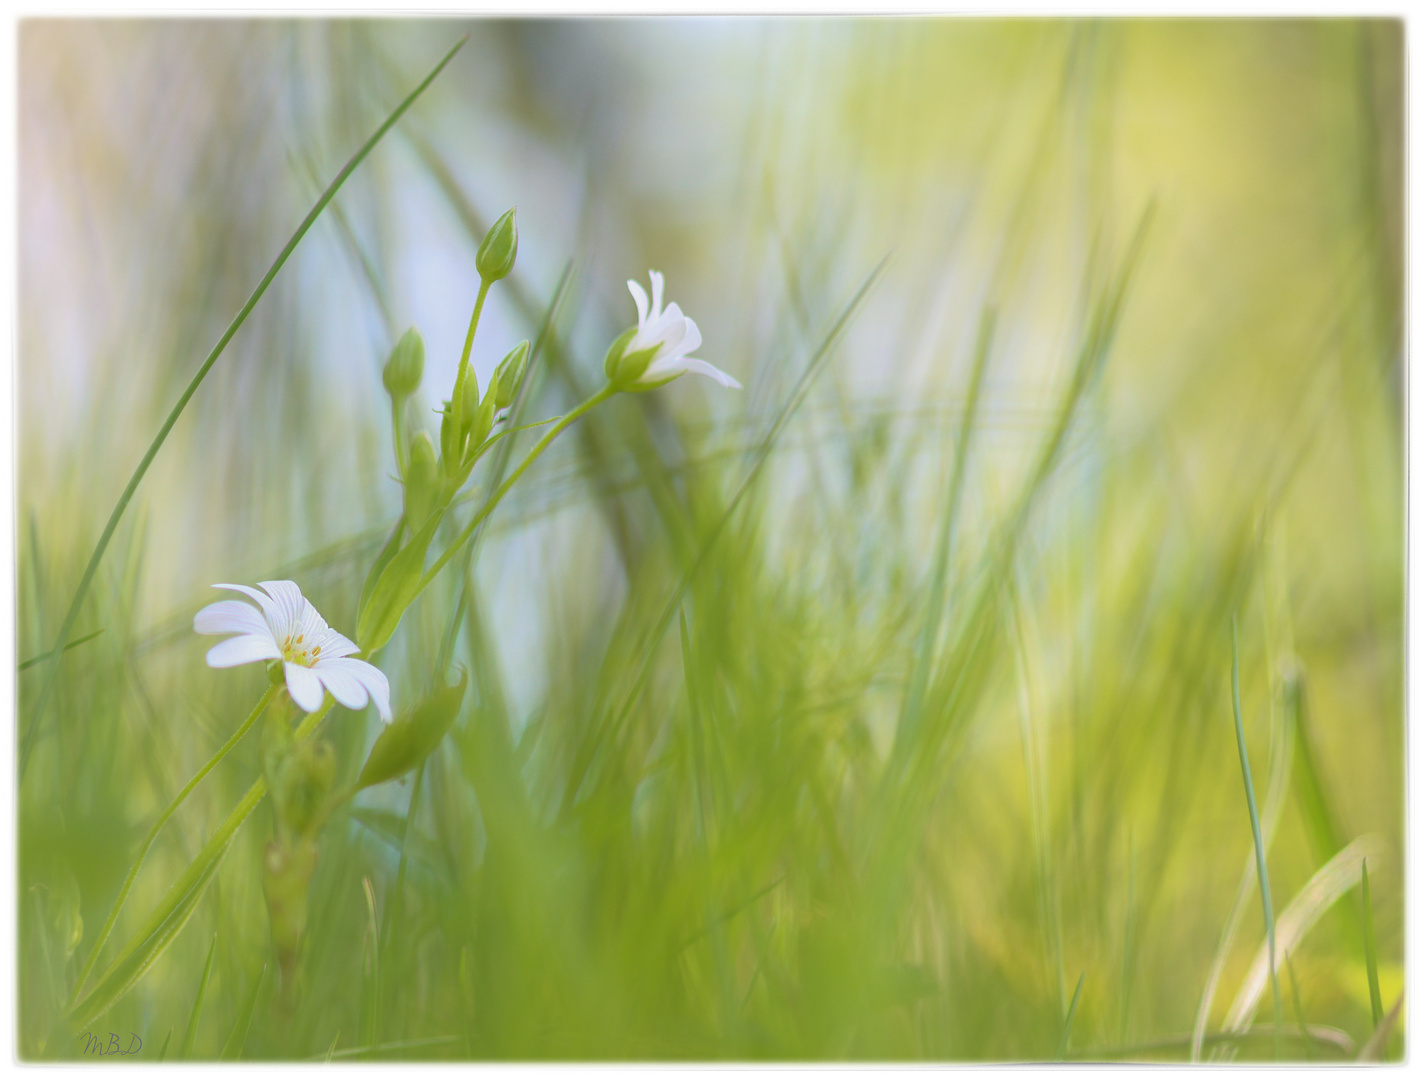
[194,580,391,722]
[621,270,741,390]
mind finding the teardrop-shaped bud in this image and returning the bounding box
[493,340,531,409]
[476,208,518,283]
[403,431,438,530]
[382,328,425,400]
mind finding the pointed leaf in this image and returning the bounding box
[357,671,468,789]
[357,510,444,654]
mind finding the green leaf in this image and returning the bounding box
[17,628,105,671]
[66,833,235,1031]
[357,670,468,790]
[357,509,445,654]
[1362,858,1383,1028]
[357,516,407,628]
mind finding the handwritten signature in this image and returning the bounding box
[77,1031,143,1057]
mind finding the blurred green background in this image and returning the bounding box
[17,18,1403,1061]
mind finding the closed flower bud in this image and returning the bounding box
[493,340,531,409]
[382,327,425,399]
[440,400,460,476]
[455,363,480,436]
[475,207,518,282]
[404,431,438,529]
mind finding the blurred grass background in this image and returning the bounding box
[16,18,1402,1061]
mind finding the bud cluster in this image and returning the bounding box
[373,208,533,543]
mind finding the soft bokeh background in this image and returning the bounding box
[17,18,1403,1060]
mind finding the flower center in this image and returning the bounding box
[281,633,322,667]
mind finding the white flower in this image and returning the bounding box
[623,270,741,389]
[194,580,392,722]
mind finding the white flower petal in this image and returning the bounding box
[284,662,325,712]
[315,627,360,660]
[214,583,278,621]
[639,355,688,381]
[194,600,270,638]
[678,358,742,389]
[259,580,306,640]
[319,657,392,722]
[314,663,370,713]
[206,634,281,668]
[652,308,688,358]
[649,270,664,321]
[678,316,702,358]
[627,279,649,326]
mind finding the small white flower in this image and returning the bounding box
[624,270,741,390]
[194,580,392,722]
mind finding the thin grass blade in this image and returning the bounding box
[180,933,218,1059]
[219,964,266,1060]
[1361,857,1383,1027]
[1223,834,1386,1032]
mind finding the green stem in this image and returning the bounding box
[69,684,280,1006]
[72,696,337,1020]
[459,280,492,378]
[391,396,408,478]
[20,35,467,783]
[417,383,616,594]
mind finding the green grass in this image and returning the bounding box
[17,18,1403,1062]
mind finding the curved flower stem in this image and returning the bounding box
[391,396,408,478]
[458,280,492,379]
[417,383,617,595]
[69,683,281,1006]
[460,278,500,398]
[71,695,337,1023]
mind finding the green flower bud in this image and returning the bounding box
[603,327,659,388]
[455,363,480,437]
[493,340,531,409]
[382,327,425,399]
[404,430,438,530]
[439,400,460,477]
[475,207,518,283]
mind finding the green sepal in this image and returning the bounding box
[603,327,638,382]
[357,515,407,629]
[604,327,660,387]
[620,370,682,393]
[357,509,445,655]
[357,669,469,789]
